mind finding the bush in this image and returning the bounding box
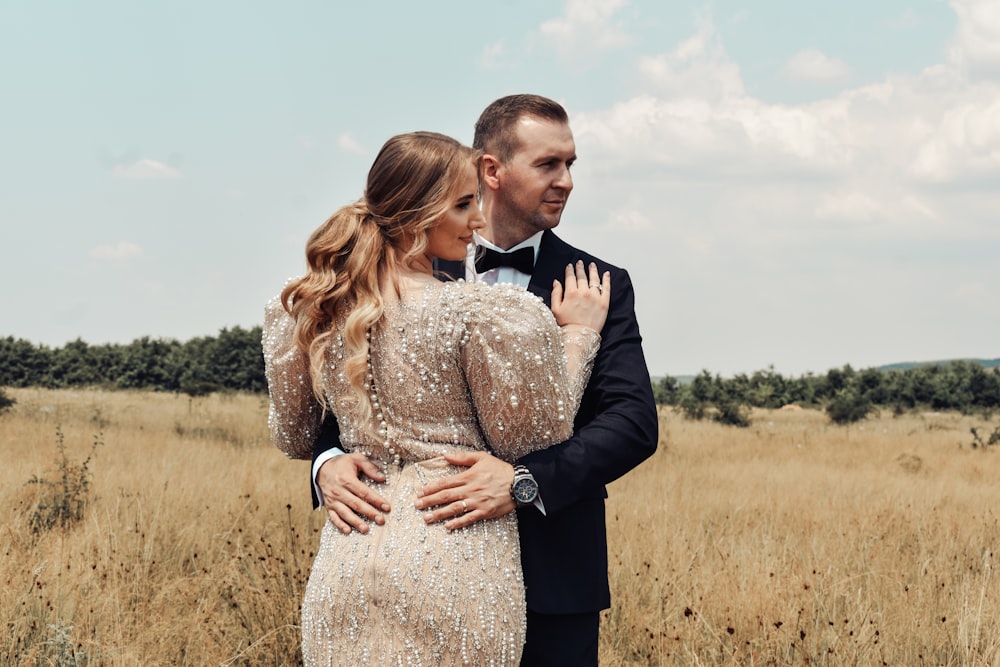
[969,425,1000,449]
[712,400,752,428]
[653,375,680,405]
[679,396,707,421]
[826,388,875,425]
[27,428,102,534]
[0,387,14,414]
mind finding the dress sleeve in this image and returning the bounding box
[262,295,322,459]
[459,284,600,462]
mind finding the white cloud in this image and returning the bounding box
[910,96,1000,181]
[558,4,1000,376]
[479,40,507,69]
[783,49,851,83]
[579,27,1000,189]
[567,5,1000,277]
[337,133,366,155]
[948,0,1000,75]
[539,0,631,66]
[90,241,144,260]
[814,190,882,222]
[638,16,745,102]
[112,158,181,180]
[814,189,938,229]
[574,91,851,177]
[608,208,651,230]
[297,135,316,151]
[886,8,921,31]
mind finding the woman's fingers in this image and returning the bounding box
[564,261,578,291]
[575,259,587,288]
[551,261,610,328]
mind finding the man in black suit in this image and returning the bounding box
[311,94,658,666]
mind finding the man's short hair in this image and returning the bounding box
[473,94,569,163]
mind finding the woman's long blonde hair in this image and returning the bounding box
[281,131,481,420]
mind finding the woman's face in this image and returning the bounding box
[425,163,485,262]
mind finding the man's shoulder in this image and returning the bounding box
[540,230,628,275]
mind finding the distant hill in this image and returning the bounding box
[876,358,1000,372]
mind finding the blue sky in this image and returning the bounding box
[2,0,998,377]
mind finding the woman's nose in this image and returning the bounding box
[470,207,486,229]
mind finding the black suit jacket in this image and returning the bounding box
[311,229,659,614]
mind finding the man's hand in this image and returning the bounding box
[317,453,390,534]
[414,451,516,530]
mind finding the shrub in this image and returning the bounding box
[653,375,680,405]
[712,400,752,428]
[27,428,101,534]
[969,425,1000,449]
[678,396,707,421]
[0,387,14,414]
[38,621,103,666]
[826,388,875,425]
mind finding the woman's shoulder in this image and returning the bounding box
[439,279,545,307]
[435,280,552,329]
[263,278,299,321]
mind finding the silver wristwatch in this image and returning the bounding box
[510,465,539,506]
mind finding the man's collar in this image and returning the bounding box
[473,230,544,262]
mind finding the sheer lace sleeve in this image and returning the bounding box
[559,323,600,412]
[262,295,322,459]
[458,283,600,462]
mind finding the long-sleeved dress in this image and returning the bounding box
[263,279,600,667]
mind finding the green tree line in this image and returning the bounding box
[655,362,1000,426]
[2,329,999,425]
[0,327,264,396]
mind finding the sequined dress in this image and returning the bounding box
[263,279,600,667]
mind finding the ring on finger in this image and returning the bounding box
[460,499,468,512]
[589,284,603,294]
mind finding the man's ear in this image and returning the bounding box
[481,154,502,191]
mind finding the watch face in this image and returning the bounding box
[512,477,538,504]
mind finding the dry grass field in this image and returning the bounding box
[2,387,1000,666]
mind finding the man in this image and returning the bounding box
[311,94,658,666]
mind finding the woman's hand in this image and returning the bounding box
[550,260,611,332]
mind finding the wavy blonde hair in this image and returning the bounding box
[281,131,481,421]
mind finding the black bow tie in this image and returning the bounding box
[474,246,535,275]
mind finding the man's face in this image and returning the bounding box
[491,117,576,244]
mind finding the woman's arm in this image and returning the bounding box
[262,296,322,460]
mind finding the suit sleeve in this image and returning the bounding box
[309,413,343,508]
[518,267,659,515]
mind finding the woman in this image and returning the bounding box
[263,131,610,666]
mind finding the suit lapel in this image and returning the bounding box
[528,230,574,307]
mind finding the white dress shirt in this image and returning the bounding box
[468,230,543,288]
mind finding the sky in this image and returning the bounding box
[1,0,998,378]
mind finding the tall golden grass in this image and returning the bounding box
[2,387,999,665]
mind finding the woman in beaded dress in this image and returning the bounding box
[263,131,609,666]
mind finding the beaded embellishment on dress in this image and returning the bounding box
[263,279,600,666]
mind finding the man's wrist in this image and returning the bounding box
[312,448,345,507]
[510,465,546,515]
